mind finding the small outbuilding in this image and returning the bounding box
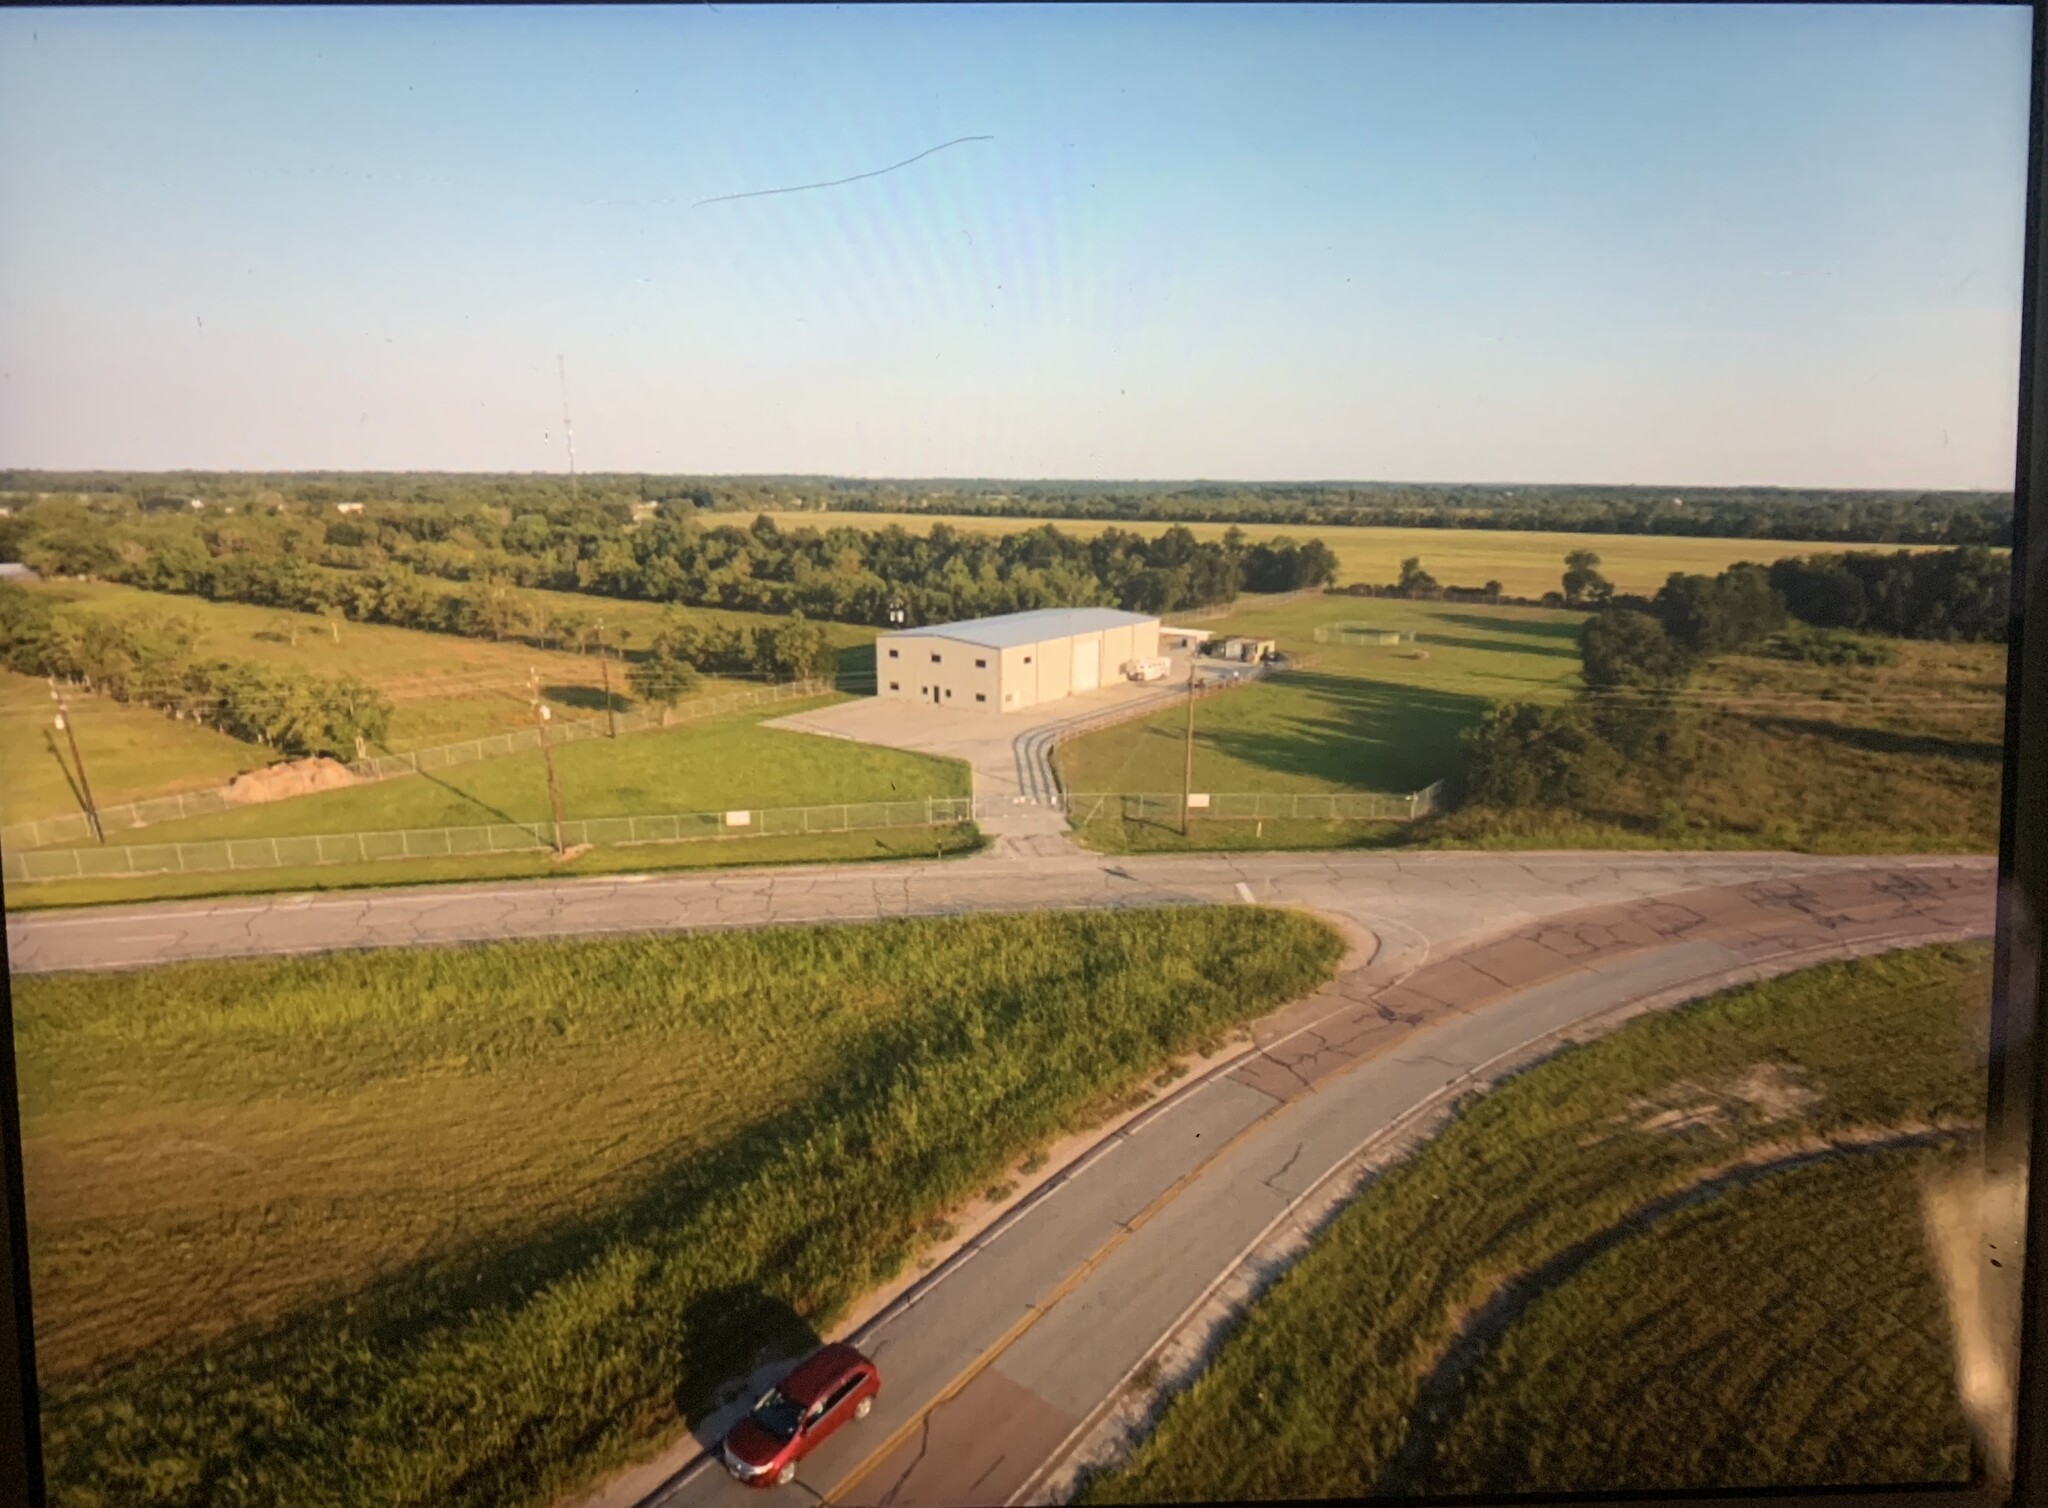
[876,607,1162,713]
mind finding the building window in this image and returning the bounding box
[975,658,987,668]
[945,688,952,698]
[889,682,899,691]
[1023,655,1033,664]
[975,693,986,703]
[887,648,899,659]
[931,653,942,664]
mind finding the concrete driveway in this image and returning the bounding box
[767,657,1211,855]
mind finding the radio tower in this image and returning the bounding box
[558,354,580,501]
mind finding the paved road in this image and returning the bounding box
[0,846,1989,976]
[2,849,1996,1508]
[579,857,1990,1508]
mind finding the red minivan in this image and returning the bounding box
[719,1343,882,1488]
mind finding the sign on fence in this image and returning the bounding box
[1,796,976,885]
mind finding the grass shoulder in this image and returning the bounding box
[3,822,985,910]
[1082,943,1988,1502]
[22,905,1345,1508]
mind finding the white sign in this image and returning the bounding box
[724,810,752,827]
[1187,793,1211,809]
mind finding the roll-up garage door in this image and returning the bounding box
[1071,637,1101,692]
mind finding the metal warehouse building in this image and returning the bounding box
[876,607,1163,713]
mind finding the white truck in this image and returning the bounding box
[1125,657,1172,682]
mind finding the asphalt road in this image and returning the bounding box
[0,846,1992,977]
[594,857,1992,1508]
[2,849,1996,1508]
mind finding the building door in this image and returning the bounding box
[931,686,941,704]
[1071,637,1101,693]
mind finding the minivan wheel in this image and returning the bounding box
[855,1396,873,1420]
[775,1461,797,1487]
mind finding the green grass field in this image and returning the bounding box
[79,698,968,845]
[1415,1152,1970,1492]
[1429,636,2007,855]
[2,823,985,911]
[19,577,879,747]
[764,510,1945,598]
[20,906,1345,1508]
[1057,597,1586,799]
[1062,589,2004,856]
[1082,944,1987,1503]
[0,669,268,829]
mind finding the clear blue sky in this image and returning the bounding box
[0,4,2030,487]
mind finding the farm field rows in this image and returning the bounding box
[18,907,1344,1508]
[1082,944,1987,1502]
[762,510,1944,598]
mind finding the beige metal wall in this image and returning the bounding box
[876,633,1003,710]
[882,619,1164,714]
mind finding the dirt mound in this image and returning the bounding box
[224,757,359,807]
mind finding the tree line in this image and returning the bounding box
[4,496,1338,630]
[0,470,2012,546]
[0,585,392,761]
[1460,545,2009,813]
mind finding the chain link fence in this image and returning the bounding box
[0,678,836,853]
[2,796,976,885]
[1064,780,1449,828]
[344,678,834,780]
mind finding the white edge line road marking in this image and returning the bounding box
[999,919,1993,1507]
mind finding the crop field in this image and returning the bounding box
[1057,596,1585,800]
[1083,943,1987,1502]
[764,510,1943,598]
[0,668,267,827]
[18,906,1345,1508]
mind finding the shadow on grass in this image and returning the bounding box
[1430,612,1586,643]
[544,683,623,714]
[1415,632,1579,661]
[1746,716,2006,766]
[45,976,1026,1507]
[409,766,530,829]
[42,729,92,822]
[1200,672,1493,792]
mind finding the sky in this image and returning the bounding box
[0,4,2032,488]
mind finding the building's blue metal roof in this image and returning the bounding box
[887,607,1157,650]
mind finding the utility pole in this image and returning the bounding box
[530,668,568,855]
[49,679,105,844]
[557,354,580,503]
[597,618,617,737]
[1181,662,1198,837]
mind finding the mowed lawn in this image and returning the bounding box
[20,907,1344,1508]
[21,580,872,752]
[1057,597,1585,797]
[764,510,1943,598]
[93,700,970,844]
[1084,945,1987,1503]
[0,669,267,830]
